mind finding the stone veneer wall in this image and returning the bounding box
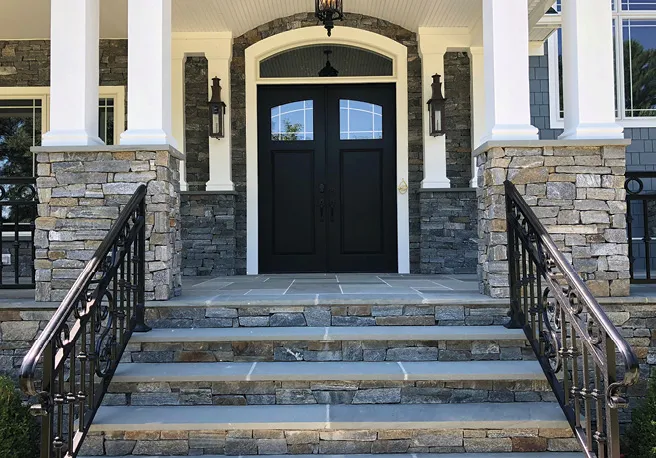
[444,52,473,188]
[0,40,127,87]
[231,13,424,274]
[184,57,210,191]
[477,142,630,298]
[419,189,478,274]
[33,147,183,301]
[180,192,236,276]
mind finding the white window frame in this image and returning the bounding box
[0,86,126,145]
[548,2,656,129]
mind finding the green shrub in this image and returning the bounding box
[625,370,656,458]
[0,376,40,458]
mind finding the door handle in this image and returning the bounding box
[329,200,335,222]
[319,199,325,222]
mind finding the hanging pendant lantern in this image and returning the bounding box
[319,50,339,77]
[208,77,226,139]
[427,74,446,137]
[315,0,344,37]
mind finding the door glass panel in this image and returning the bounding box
[340,100,383,140]
[271,100,314,141]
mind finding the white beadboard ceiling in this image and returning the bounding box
[0,0,549,40]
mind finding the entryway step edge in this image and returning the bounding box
[89,403,569,431]
[129,326,526,343]
[112,360,546,383]
[80,454,585,458]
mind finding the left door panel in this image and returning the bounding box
[258,86,327,273]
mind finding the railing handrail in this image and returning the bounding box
[505,181,640,386]
[0,176,37,184]
[19,184,148,395]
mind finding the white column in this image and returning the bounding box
[42,0,102,146]
[420,47,451,189]
[468,47,485,188]
[559,0,623,140]
[206,42,234,191]
[171,55,187,190]
[482,0,538,141]
[120,0,175,146]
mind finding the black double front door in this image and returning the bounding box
[258,84,398,273]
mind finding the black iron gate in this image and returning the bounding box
[0,177,37,289]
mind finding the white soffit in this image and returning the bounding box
[0,0,548,40]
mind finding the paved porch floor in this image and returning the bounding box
[3,274,656,307]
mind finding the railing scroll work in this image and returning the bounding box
[504,181,639,458]
[20,184,151,458]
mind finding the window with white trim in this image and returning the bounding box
[548,0,656,127]
[0,87,125,177]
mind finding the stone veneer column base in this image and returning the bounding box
[33,145,183,302]
[181,191,236,276]
[419,189,478,274]
[475,140,631,298]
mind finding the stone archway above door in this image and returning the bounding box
[235,19,413,275]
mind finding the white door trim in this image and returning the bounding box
[245,26,410,275]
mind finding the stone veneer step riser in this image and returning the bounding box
[104,379,555,407]
[81,428,579,456]
[123,340,535,364]
[143,304,511,329]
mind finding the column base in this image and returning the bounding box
[482,124,539,142]
[558,123,624,140]
[42,130,104,147]
[469,177,478,188]
[120,129,176,146]
[206,182,235,192]
[421,179,451,189]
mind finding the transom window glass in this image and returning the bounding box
[340,100,383,140]
[549,1,656,123]
[271,101,314,141]
[261,45,393,78]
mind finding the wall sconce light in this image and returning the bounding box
[427,74,446,137]
[315,0,344,37]
[208,77,226,139]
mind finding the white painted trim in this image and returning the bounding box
[548,20,656,130]
[245,26,410,275]
[171,32,235,192]
[0,86,126,145]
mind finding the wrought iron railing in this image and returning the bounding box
[625,171,656,283]
[505,181,639,458]
[20,184,151,458]
[0,177,38,289]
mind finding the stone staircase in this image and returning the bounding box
[80,301,584,457]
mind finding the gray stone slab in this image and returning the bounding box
[112,360,544,383]
[80,454,585,458]
[328,402,569,429]
[90,402,569,432]
[90,405,329,431]
[130,326,526,344]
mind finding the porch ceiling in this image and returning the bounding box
[1,0,553,40]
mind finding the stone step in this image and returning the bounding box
[124,326,533,363]
[83,403,579,455]
[143,303,511,329]
[82,454,585,458]
[105,361,552,406]
[113,361,545,383]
